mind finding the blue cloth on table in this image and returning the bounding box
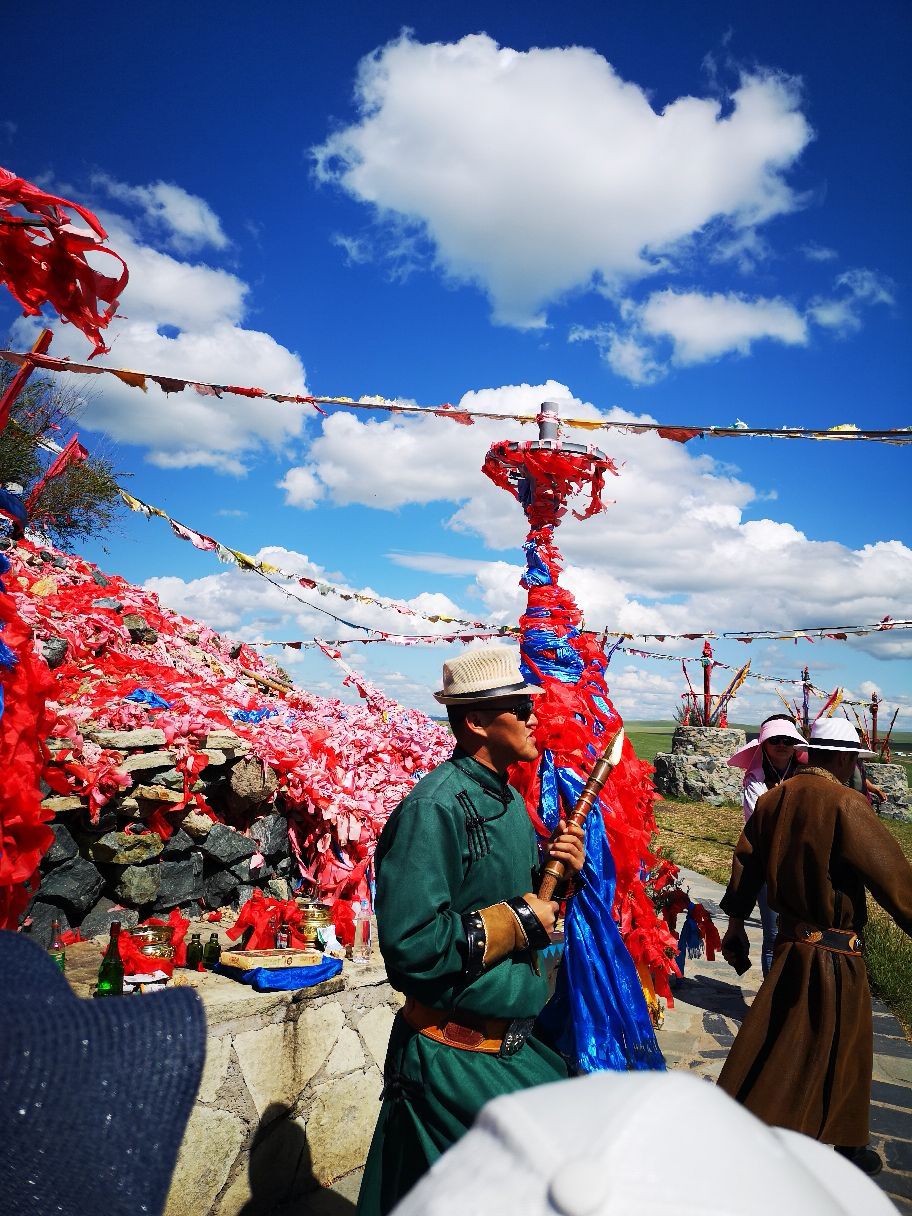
[214,956,343,991]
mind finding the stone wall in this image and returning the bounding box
[28,727,297,948]
[652,726,746,806]
[872,763,910,821]
[64,939,399,1215]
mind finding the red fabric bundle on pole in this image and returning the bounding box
[0,166,128,356]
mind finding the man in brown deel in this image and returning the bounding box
[718,717,912,1176]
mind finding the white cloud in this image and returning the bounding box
[638,289,807,363]
[807,268,895,335]
[577,271,893,383]
[313,33,812,327]
[12,203,309,472]
[570,290,807,384]
[800,242,838,263]
[279,382,912,660]
[92,174,229,252]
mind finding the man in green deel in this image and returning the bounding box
[357,645,585,1216]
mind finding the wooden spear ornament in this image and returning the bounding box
[538,725,625,901]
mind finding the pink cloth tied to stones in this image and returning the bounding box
[11,536,452,908]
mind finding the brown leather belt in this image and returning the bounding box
[401,996,534,1057]
[781,922,863,956]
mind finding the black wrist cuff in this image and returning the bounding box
[505,897,551,951]
[461,910,487,979]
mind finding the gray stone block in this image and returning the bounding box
[111,862,162,906]
[84,829,165,866]
[80,896,139,938]
[202,822,257,866]
[86,727,166,749]
[162,828,195,858]
[93,596,124,612]
[41,636,69,669]
[154,854,204,910]
[38,855,105,916]
[43,823,79,868]
[250,811,288,856]
[21,899,71,948]
[228,756,278,810]
[204,868,239,910]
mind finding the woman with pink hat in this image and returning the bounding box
[728,714,807,975]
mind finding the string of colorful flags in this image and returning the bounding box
[115,484,912,647]
[250,634,898,710]
[3,347,911,444]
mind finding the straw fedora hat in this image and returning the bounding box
[434,645,543,705]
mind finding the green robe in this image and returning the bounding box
[357,749,568,1216]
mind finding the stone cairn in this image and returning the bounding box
[653,725,909,819]
[652,726,746,806]
[28,726,294,947]
[870,763,910,821]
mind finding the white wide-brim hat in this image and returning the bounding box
[809,717,875,758]
[391,1071,894,1216]
[434,644,543,705]
[728,718,808,770]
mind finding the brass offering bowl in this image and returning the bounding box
[295,899,332,948]
[130,926,176,961]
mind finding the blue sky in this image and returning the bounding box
[1,3,910,724]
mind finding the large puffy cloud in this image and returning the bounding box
[280,382,912,662]
[12,187,308,473]
[313,33,812,327]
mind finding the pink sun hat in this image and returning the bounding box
[728,718,808,771]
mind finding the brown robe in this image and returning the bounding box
[718,767,912,1146]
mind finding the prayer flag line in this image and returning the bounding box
[3,348,911,444]
[114,484,912,646]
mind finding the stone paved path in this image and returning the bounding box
[666,868,912,1213]
[277,867,912,1214]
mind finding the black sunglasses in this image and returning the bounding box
[767,736,797,747]
[479,696,536,723]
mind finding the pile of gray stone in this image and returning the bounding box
[653,725,909,819]
[652,726,746,806]
[26,726,295,946]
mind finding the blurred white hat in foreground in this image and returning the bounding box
[391,1071,894,1216]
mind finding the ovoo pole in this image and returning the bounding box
[481,399,668,1073]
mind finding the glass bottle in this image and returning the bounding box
[97,921,124,997]
[49,919,66,972]
[275,921,291,949]
[185,932,204,970]
[203,933,222,970]
[352,900,372,964]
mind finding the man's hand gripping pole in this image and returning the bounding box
[537,726,625,901]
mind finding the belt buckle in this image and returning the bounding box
[499,1017,534,1058]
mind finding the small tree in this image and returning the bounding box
[0,359,124,550]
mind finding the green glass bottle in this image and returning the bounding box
[185,932,204,970]
[97,921,124,997]
[49,919,66,972]
[202,933,221,970]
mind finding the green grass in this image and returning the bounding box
[653,799,912,1035]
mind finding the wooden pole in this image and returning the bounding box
[538,726,623,901]
[871,691,880,750]
[701,641,713,727]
